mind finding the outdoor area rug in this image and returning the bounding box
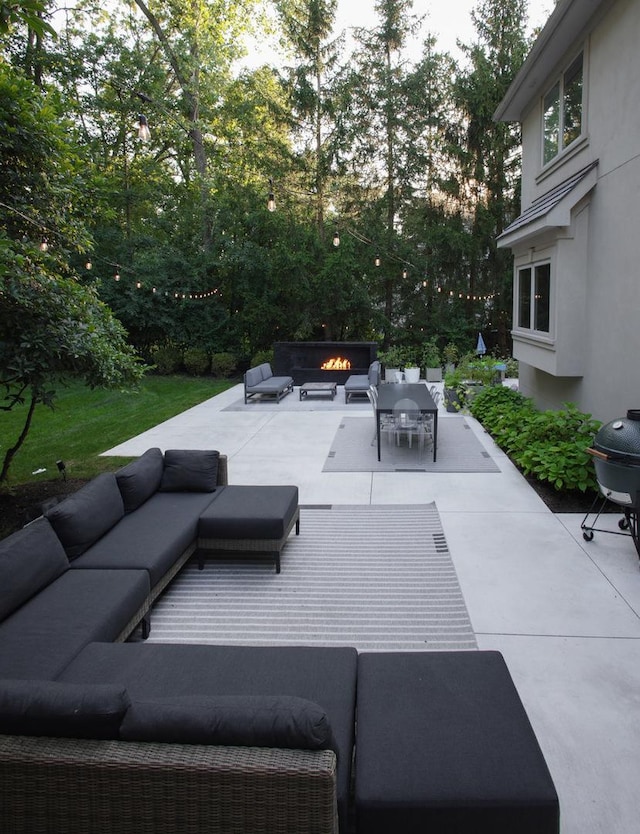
[143,504,477,652]
[222,391,369,413]
[322,416,501,473]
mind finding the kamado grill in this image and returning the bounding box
[581,409,640,560]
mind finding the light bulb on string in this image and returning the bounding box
[114,270,120,282]
[332,229,340,247]
[137,114,151,142]
[267,178,276,212]
[85,260,92,270]
[374,254,381,267]
[39,238,48,252]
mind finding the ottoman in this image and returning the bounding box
[355,651,559,834]
[197,485,299,573]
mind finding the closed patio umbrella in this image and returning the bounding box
[476,333,486,355]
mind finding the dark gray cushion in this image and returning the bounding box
[59,642,358,832]
[45,473,124,560]
[159,449,219,492]
[0,679,129,739]
[71,491,220,587]
[0,518,68,621]
[0,569,150,680]
[116,448,164,512]
[258,362,272,380]
[198,485,298,539]
[120,694,335,751]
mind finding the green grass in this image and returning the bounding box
[1,376,237,486]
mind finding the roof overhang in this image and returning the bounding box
[494,0,611,122]
[497,161,598,249]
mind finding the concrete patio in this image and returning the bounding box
[104,381,640,834]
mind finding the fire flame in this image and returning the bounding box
[321,357,351,370]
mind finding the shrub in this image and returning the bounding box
[210,352,237,378]
[249,349,274,368]
[183,348,210,376]
[470,386,601,493]
[151,345,183,375]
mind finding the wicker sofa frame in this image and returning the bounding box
[0,734,338,834]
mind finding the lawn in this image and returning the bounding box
[1,376,236,486]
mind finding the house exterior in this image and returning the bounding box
[494,0,639,424]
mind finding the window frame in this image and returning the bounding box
[542,50,585,166]
[514,259,553,337]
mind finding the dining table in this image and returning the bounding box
[376,383,439,462]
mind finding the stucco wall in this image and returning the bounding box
[511,0,640,424]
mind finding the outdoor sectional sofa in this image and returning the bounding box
[0,447,560,834]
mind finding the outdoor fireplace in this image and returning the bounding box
[274,342,377,384]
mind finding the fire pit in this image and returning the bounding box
[581,409,640,560]
[274,342,377,385]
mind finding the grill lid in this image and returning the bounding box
[593,410,640,462]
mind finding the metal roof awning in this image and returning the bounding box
[497,160,598,248]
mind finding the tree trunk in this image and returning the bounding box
[1,393,38,483]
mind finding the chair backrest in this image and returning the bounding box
[368,361,380,386]
[393,398,420,424]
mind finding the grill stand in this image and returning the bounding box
[580,494,640,561]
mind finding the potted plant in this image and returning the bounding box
[442,342,459,374]
[378,346,407,382]
[443,368,467,412]
[403,346,422,383]
[421,338,442,382]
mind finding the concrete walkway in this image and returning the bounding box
[104,382,640,834]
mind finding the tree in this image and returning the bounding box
[452,0,529,352]
[0,64,144,482]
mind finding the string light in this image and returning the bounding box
[267,178,276,213]
[374,254,381,267]
[332,229,340,247]
[85,259,92,270]
[137,114,151,142]
[39,238,48,252]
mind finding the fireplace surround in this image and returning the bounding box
[274,342,378,385]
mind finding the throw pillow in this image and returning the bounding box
[0,679,130,739]
[0,518,69,621]
[116,447,164,512]
[45,473,124,560]
[120,694,336,752]
[159,449,219,492]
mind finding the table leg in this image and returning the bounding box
[433,411,438,462]
[377,410,382,461]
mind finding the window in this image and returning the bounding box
[516,262,551,333]
[543,52,583,165]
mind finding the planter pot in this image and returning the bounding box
[404,367,420,383]
[444,387,463,413]
[426,367,442,383]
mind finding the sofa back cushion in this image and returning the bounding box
[368,360,381,386]
[159,449,219,493]
[0,518,69,621]
[244,366,262,388]
[0,679,130,739]
[258,362,272,381]
[116,447,164,513]
[45,473,124,560]
[120,694,336,752]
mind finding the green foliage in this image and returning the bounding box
[210,352,237,378]
[183,348,210,376]
[470,386,601,493]
[420,337,441,369]
[250,349,274,367]
[151,345,183,375]
[0,377,233,498]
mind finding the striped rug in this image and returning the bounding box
[145,504,477,652]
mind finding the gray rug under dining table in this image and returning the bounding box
[322,415,501,473]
